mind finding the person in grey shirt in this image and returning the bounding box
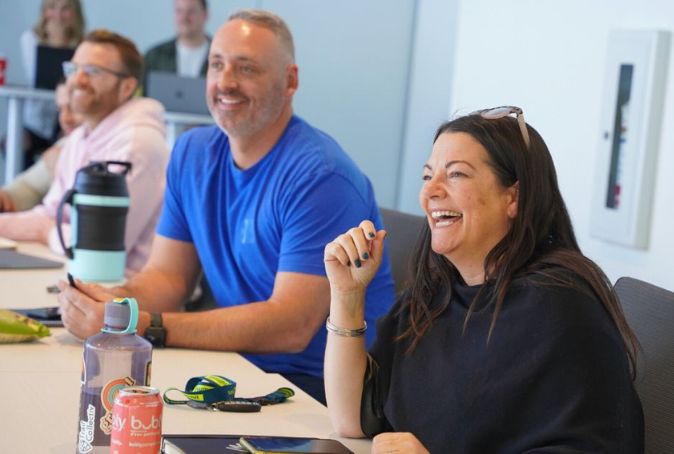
[143,0,210,92]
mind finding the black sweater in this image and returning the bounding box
[364,272,644,453]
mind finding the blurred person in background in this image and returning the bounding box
[20,0,85,167]
[0,81,83,213]
[0,30,169,278]
[143,0,209,91]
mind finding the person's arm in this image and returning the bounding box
[0,190,17,212]
[324,289,369,437]
[58,235,202,338]
[0,137,69,240]
[323,220,386,437]
[2,144,60,212]
[0,206,53,243]
[115,235,201,310]
[155,269,331,352]
[59,234,332,353]
[371,433,429,454]
[40,142,61,175]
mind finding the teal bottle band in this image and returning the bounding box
[120,297,139,334]
[72,194,130,207]
[69,249,125,282]
[102,297,139,334]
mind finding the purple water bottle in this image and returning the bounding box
[76,298,152,453]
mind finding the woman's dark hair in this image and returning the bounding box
[398,113,638,376]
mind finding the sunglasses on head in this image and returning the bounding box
[473,105,530,149]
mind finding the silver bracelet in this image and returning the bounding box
[325,317,367,337]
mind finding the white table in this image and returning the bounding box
[0,86,214,185]
[0,243,370,454]
[0,241,65,306]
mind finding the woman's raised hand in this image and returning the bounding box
[324,220,386,294]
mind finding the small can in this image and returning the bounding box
[110,386,163,454]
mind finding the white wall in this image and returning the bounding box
[450,0,674,290]
[266,0,416,208]
[397,0,458,214]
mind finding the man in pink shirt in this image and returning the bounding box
[0,29,169,277]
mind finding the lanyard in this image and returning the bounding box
[163,375,295,413]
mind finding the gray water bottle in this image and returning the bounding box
[76,298,152,454]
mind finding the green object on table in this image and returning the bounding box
[0,309,51,343]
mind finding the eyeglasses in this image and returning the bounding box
[62,61,130,79]
[475,105,530,149]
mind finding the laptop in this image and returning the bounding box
[146,71,209,115]
[0,249,63,269]
[34,45,75,89]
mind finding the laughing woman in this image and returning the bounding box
[323,107,643,453]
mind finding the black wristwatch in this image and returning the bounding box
[144,313,166,348]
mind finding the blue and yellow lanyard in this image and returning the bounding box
[163,375,295,413]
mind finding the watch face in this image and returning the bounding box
[145,313,165,347]
[144,327,166,347]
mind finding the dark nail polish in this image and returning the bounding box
[362,252,369,260]
[355,259,362,268]
[368,232,375,238]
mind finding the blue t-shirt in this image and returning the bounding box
[158,115,395,377]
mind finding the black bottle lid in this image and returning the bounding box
[74,161,133,197]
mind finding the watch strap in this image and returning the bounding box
[150,312,163,328]
[144,312,166,347]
